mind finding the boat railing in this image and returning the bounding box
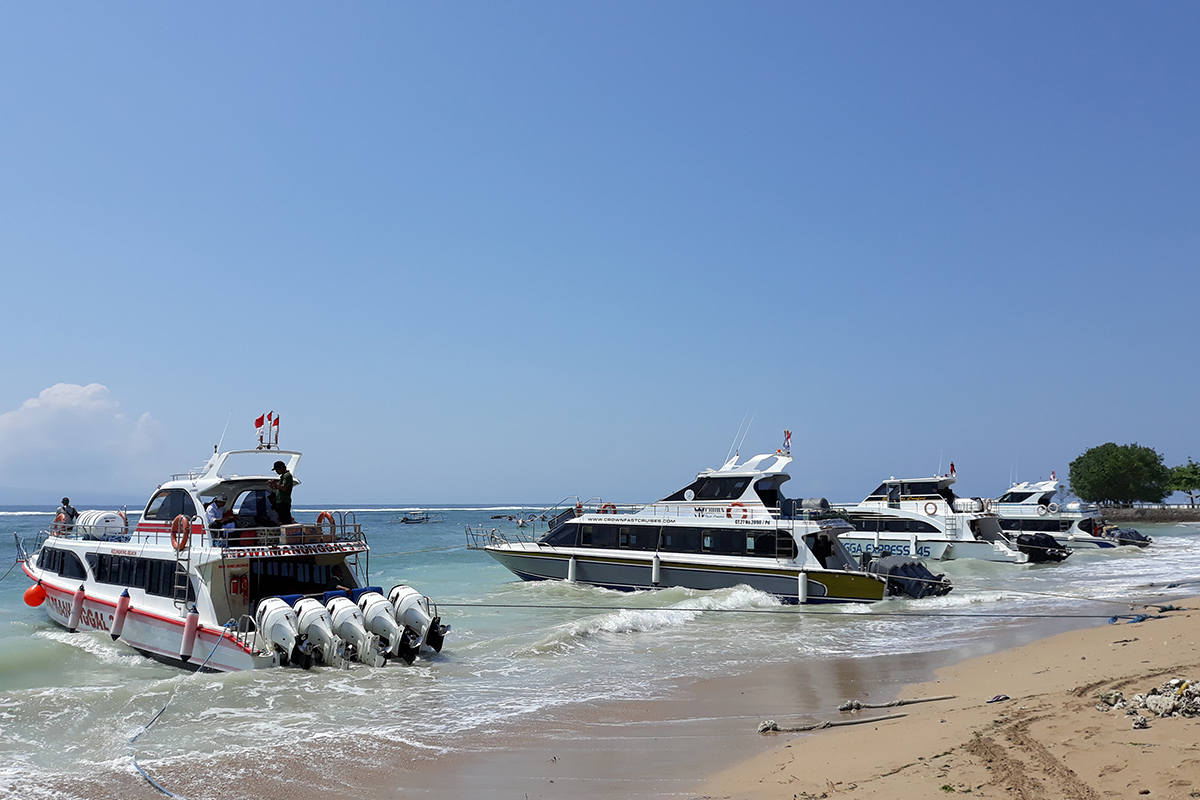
[465,524,516,549]
[118,514,369,552]
[229,613,264,654]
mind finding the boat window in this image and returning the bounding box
[541,524,579,546]
[144,489,198,521]
[1079,518,1094,534]
[44,547,87,579]
[701,529,745,555]
[997,491,1033,503]
[746,533,777,557]
[901,482,940,498]
[865,484,889,500]
[234,490,278,526]
[660,477,751,502]
[662,527,701,553]
[580,525,617,549]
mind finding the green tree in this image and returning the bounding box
[1068,443,1172,506]
[1168,458,1200,507]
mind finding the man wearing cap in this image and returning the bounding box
[205,495,236,541]
[269,461,295,525]
[56,497,79,533]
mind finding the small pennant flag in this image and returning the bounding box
[950,462,956,477]
[254,414,265,430]
[1051,470,1056,481]
[784,430,791,449]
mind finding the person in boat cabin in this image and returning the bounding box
[269,460,296,525]
[326,564,351,592]
[812,533,834,568]
[204,495,236,537]
[56,497,79,532]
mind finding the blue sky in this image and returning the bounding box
[1,2,1196,505]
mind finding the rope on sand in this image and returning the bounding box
[836,694,956,712]
[759,712,908,734]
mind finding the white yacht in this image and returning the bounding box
[835,474,1070,564]
[992,478,1150,549]
[19,436,448,672]
[468,447,952,604]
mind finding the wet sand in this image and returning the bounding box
[704,598,1200,800]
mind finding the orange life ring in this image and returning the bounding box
[316,510,336,538]
[924,502,937,515]
[52,512,67,535]
[727,502,748,520]
[170,514,192,551]
[600,503,616,515]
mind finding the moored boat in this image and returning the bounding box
[19,432,448,672]
[468,444,951,603]
[834,473,1071,564]
[990,477,1152,549]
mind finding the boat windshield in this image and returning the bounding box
[660,476,752,503]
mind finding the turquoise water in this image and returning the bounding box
[2,506,1198,798]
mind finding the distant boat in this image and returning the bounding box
[396,511,446,525]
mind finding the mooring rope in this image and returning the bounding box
[759,712,908,733]
[128,619,235,798]
[437,601,1187,619]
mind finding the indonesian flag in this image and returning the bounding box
[950,462,956,477]
[1051,470,1056,481]
[784,430,791,448]
[254,414,265,431]
[272,414,280,431]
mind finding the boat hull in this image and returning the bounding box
[484,545,885,604]
[834,534,1029,564]
[26,565,277,671]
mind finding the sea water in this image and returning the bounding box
[1,506,1198,798]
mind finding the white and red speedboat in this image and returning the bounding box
[18,439,448,672]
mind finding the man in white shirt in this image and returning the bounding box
[205,495,236,542]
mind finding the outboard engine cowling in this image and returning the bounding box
[388,585,450,653]
[860,553,953,599]
[255,597,310,668]
[357,591,420,664]
[293,598,346,668]
[1015,532,1071,563]
[326,596,387,668]
[1103,527,1153,548]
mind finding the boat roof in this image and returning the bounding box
[699,450,793,478]
[1006,479,1058,492]
[163,449,302,494]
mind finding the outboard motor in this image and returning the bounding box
[1103,527,1153,548]
[293,598,346,668]
[358,591,421,664]
[1015,532,1071,563]
[326,596,387,668]
[255,597,311,669]
[388,585,450,653]
[861,554,953,599]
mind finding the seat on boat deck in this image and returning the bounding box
[350,586,383,602]
[323,590,353,604]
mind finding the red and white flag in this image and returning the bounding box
[1051,470,1056,481]
[254,414,265,431]
[950,462,956,477]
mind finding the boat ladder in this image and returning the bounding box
[172,536,193,611]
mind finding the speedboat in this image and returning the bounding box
[467,448,951,604]
[395,510,446,525]
[834,474,1070,564]
[991,478,1151,549]
[19,439,448,672]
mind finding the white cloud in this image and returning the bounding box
[0,384,165,502]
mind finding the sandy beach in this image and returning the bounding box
[704,598,1200,800]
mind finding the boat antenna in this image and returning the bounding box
[937,452,943,477]
[726,411,751,464]
[734,411,755,460]
[215,408,234,453]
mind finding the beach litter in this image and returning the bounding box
[1095,677,1198,726]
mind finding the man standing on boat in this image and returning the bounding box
[55,497,79,533]
[269,461,295,525]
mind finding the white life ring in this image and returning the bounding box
[924,501,937,515]
[1047,502,1060,514]
[1036,505,1048,516]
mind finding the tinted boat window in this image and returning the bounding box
[580,525,617,549]
[542,524,578,546]
[747,533,777,557]
[661,478,751,502]
[662,527,701,553]
[145,489,197,521]
[701,529,745,555]
[901,482,940,498]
